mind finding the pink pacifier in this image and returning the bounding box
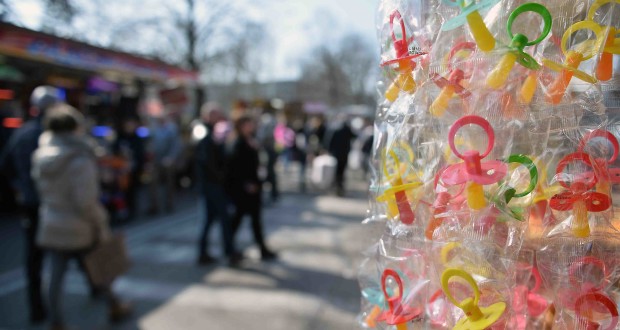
[513,265,549,318]
[426,166,466,240]
[440,115,508,211]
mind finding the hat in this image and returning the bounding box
[30,86,60,113]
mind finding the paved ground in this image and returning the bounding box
[0,167,368,330]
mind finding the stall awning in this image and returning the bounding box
[0,22,198,84]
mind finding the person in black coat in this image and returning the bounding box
[112,117,146,219]
[326,120,356,196]
[196,104,240,266]
[227,116,277,260]
[0,86,60,323]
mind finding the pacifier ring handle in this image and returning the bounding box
[561,21,604,60]
[505,154,538,198]
[441,268,480,308]
[555,152,597,190]
[447,41,476,76]
[448,115,494,160]
[587,0,620,26]
[578,130,619,164]
[575,292,619,330]
[390,11,407,44]
[568,256,608,290]
[382,268,404,309]
[506,3,552,46]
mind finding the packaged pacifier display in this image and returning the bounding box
[358,0,620,329]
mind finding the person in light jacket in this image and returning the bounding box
[31,104,131,330]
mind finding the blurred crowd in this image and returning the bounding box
[0,85,373,329]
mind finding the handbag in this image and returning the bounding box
[82,233,130,287]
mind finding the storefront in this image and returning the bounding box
[0,22,198,123]
[0,22,199,214]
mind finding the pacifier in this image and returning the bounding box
[543,19,605,104]
[426,166,466,240]
[377,268,422,329]
[376,146,422,225]
[486,3,552,89]
[430,42,476,117]
[549,152,611,238]
[574,292,619,330]
[513,263,549,318]
[441,268,506,330]
[441,0,499,52]
[381,10,426,103]
[587,0,620,81]
[440,115,508,210]
[577,129,620,192]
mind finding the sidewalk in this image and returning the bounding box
[0,169,368,330]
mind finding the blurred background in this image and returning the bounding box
[0,0,380,329]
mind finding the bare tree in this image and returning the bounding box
[0,0,10,21]
[104,0,267,115]
[40,0,78,36]
[299,32,378,107]
[336,33,377,104]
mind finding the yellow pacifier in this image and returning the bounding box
[441,268,506,330]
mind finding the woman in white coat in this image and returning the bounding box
[32,104,131,330]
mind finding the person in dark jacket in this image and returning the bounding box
[326,120,356,196]
[113,117,146,219]
[0,86,59,323]
[196,103,240,266]
[228,116,277,260]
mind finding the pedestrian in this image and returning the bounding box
[257,109,279,203]
[31,104,131,330]
[0,86,59,323]
[196,103,241,266]
[147,113,180,214]
[228,116,277,261]
[113,117,146,219]
[326,119,356,196]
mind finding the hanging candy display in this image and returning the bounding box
[360,0,620,329]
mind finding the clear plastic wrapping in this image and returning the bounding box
[359,1,620,329]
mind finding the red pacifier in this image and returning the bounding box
[377,268,422,329]
[574,292,619,330]
[577,130,620,189]
[429,42,476,117]
[557,256,612,314]
[549,152,611,238]
[381,10,427,103]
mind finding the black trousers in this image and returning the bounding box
[264,149,279,201]
[22,206,45,319]
[335,156,348,190]
[231,195,267,252]
[198,183,235,257]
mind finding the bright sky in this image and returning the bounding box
[265,0,379,80]
[9,0,379,82]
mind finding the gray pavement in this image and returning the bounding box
[0,168,368,330]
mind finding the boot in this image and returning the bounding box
[109,301,133,323]
[260,248,278,261]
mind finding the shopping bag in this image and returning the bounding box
[311,154,337,189]
[82,233,130,287]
